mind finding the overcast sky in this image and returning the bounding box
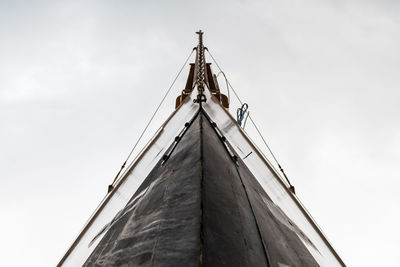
[1,0,399,266]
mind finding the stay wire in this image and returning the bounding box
[108,48,195,192]
[206,49,295,191]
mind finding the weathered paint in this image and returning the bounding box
[83,110,318,266]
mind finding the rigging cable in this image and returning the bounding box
[108,48,195,193]
[206,49,295,193]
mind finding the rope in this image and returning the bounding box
[206,49,295,193]
[108,48,195,192]
[236,103,249,128]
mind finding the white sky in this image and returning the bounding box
[1,1,399,266]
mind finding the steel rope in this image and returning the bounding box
[108,48,195,191]
[206,49,295,191]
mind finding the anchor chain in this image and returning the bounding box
[194,30,207,104]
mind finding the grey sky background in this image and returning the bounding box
[1,0,399,266]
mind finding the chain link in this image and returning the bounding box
[195,30,206,102]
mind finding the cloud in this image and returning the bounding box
[1,0,399,266]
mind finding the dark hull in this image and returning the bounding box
[84,110,318,267]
